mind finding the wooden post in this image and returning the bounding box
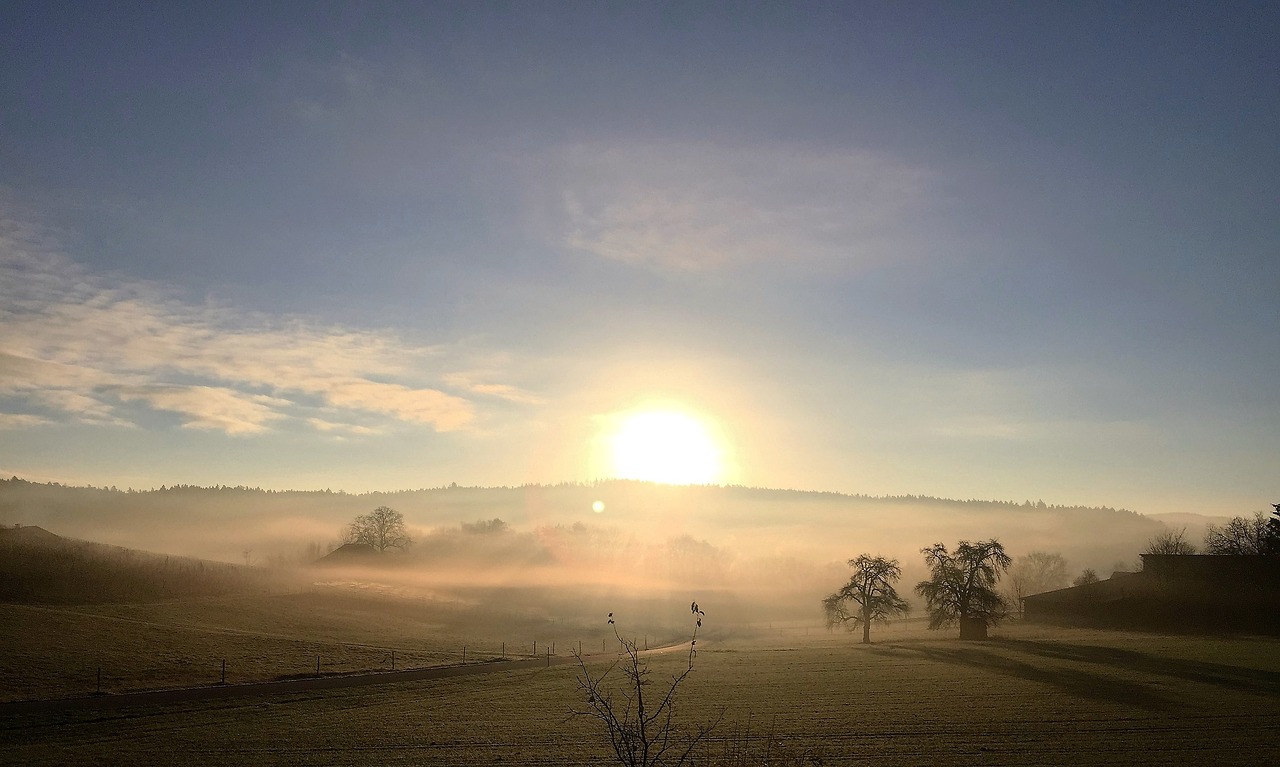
[533,639,537,655]
[96,666,102,694]
[463,646,467,664]
[391,650,395,671]
[502,642,505,659]
[546,647,550,667]
[221,659,226,685]
[316,655,320,675]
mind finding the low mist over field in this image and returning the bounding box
[1,476,1187,623]
[0,478,1169,565]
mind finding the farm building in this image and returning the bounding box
[314,542,379,565]
[1023,554,1280,633]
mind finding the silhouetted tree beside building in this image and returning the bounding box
[1146,527,1196,555]
[1005,551,1069,615]
[1204,511,1273,555]
[916,539,1011,639]
[1072,569,1100,587]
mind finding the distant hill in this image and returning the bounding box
[0,524,62,546]
[0,523,268,604]
[0,476,1171,579]
[1144,512,1232,544]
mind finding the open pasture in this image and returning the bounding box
[1,587,646,703]
[4,623,1279,765]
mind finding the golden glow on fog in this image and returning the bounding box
[608,409,724,485]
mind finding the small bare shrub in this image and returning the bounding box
[572,603,717,767]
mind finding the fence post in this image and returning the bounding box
[463,646,467,664]
[96,666,102,694]
[392,650,396,671]
[533,639,537,656]
[221,659,226,685]
[316,655,320,675]
[502,642,505,659]
[546,647,550,667]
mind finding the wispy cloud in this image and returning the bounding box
[322,380,472,431]
[307,417,382,437]
[0,203,534,436]
[547,142,933,273]
[0,413,52,429]
[443,372,548,406]
[116,385,289,435]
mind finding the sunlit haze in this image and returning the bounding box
[608,408,724,485]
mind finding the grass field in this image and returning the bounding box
[0,586,667,702]
[4,613,1280,766]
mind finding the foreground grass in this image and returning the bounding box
[4,622,1279,766]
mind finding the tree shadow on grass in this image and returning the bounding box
[870,644,1178,712]
[991,639,1280,700]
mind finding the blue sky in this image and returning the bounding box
[1,2,1276,515]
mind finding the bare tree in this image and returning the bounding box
[571,604,717,767]
[1072,569,1100,587]
[1145,527,1196,555]
[1005,552,1069,616]
[823,554,910,644]
[1204,511,1272,555]
[916,539,1011,639]
[343,506,411,552]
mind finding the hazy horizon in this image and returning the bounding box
[0,476,1191,574]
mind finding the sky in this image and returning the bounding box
[1,2,1277,516]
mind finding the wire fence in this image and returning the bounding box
[6,632,675,702]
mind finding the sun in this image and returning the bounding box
[607,408,725,485]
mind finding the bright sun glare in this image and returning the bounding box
[608,409,724,485]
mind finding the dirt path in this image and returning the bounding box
[0,643,691,715]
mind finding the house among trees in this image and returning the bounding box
[1023,554,1280,633]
